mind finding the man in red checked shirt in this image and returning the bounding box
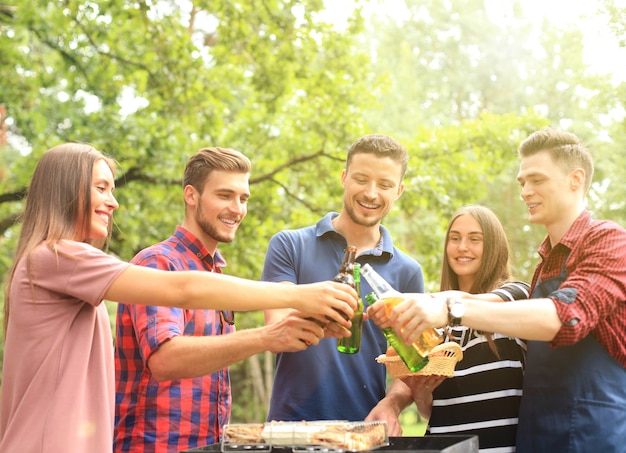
[382,128,626,453]
[113,147,334,453]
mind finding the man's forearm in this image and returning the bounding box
[460,298,561,340]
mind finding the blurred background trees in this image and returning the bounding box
[1,0,624,424]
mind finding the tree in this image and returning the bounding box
[361,0,626,284]
[0,0,375,419]
[601,0,626,47]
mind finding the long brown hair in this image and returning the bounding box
[3,143,117,334]
[440,205,513,356]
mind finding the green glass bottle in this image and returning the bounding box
[337,262,364,354]
[361,263,442,358]
[365,291,429,372]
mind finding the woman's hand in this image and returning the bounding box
[389,294,448,345]
[402,374,446,397]
[400,374,446,419]
[295,281,357,327]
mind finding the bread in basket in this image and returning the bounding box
[376,341,463,378]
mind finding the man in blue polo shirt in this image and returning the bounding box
[262,134,423,434]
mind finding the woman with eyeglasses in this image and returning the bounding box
[0,143,356,453]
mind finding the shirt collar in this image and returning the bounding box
[315,212,394,258]
[173,225,227,269]
[538,210,591,259]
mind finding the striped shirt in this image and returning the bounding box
[426,281,530,453]
[114,227,234,453]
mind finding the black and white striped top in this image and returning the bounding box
[426,281,531,453]
[491,281,531,303]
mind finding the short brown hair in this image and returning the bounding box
[183,147,251,193]
[346,134,408,178]
[518,128,594,193]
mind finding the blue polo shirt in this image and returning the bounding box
[262,212,425,421]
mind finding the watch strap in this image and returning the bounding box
[446,297,464,327]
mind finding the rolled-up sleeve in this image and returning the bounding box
[547,221,626,365]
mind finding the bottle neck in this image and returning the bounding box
[335,246,357,288]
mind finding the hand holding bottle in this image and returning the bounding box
[303,245,359,334]
[365,300,391,329]
[295,281,357,327]
[387,294,448,347]
[365,292,428,372]
[337,261,364,354]
[361,264,443,358]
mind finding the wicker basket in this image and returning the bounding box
[375,341,463,378]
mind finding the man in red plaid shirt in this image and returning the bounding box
[114,147,330,453]
[385,128,626,453]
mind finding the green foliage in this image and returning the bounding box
[0,0,374,418]
[600,0,626,47]
[362,0,626,286]
[385,112,549,288]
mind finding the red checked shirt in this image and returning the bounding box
[531,210,626,367]
[114,227,234,453]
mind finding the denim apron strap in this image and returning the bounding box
[516,260,626,452]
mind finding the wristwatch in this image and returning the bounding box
[446,297,465,326]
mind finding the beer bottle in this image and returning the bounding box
[337,262,364,354]
[365,292,427,372]
[361,263,443,359]
[331,245,356,323]
[333,245,357,287]
[305,246,356,330]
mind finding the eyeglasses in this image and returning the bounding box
[220,310,235,326]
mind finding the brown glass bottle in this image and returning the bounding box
[333,245,357,288]
[305,245,355,330]
[331,245,357,323]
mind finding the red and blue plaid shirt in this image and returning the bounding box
[532,210,626,367]
[114,226,235,452]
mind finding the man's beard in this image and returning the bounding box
[195,205,235,244]
[345,202,382,228]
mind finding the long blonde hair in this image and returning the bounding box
[440,205,513,357]
[3,143,117,334]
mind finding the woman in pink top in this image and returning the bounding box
[0,143,357,453]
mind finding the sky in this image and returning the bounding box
[492,0,626,82]
[322,0,626,83]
